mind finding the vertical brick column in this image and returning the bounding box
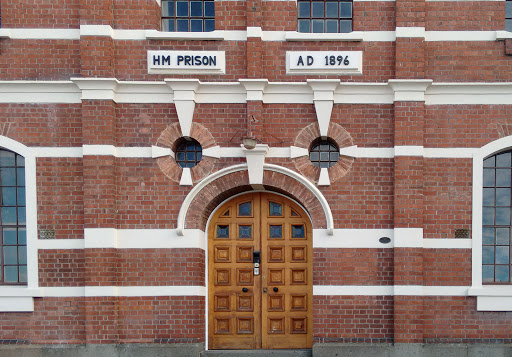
[246,0,263,78]
[239,80,268,147]
[389,81,431,344]
[395,0,425,79]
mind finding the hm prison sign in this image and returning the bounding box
[148,51,226,74]
[286,51,362,75]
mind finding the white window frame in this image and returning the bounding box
[469,136,512,311]
[0,136,40,312]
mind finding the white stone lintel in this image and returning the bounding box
[290,146,309,158]
[71,77,120,101]
[80,25,114,38]
[180,167,193,186]
[151,145,173,159]
[165,79,201,100]
[317,168,330,186]
[239,79,269,101]
[339,145,358,158]
[0,29,12,38]
[243,144,270,185]
[307,79,340,101]
[388,79,433,102]
[203,145,221,159]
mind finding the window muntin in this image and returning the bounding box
[309,138,340,168]
[175,138,203,168]
[162,0,215,32]
[507,0,512,32]
[0,149,26,285]
[482,151,512,284]
[298,0,353,33]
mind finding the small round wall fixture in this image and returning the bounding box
[175,137,203,168]
[379,237,391,244]
[309,138,340,168]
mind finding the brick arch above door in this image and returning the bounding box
[177,164,333,235]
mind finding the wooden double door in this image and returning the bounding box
[208,193,313,350]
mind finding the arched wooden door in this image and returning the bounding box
[208,192,313,350]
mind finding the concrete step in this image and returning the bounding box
[201,350,312,357]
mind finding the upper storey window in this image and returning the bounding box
[162,0,215,32]
[298,0,353,33]
[507,0,512,32]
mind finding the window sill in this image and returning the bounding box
[145,30,225,41]
[285,31,363,42]
[0,287,43,312]
[0,29,11,39]
[468,286,512,311]
[495,30,512,40]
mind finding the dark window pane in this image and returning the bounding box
[1,187,16,206]
[320,161,330,168]
[496,188,510,206]
[482,265,494,282]
[163,19,175,31]
[4,246,17,265]
[507,2,512,19]
[4,266,17,283]
[312,2,324,17]
[326,2,338,17]
[205,1,215,17]
[19,266,27,283]
[483,207,494,225]
[0,151,15,167]
[216,225,229,238]
[310,152,319,161]
[292,225,305,238]
[507,19,512,32]
[175,139,202,168]
[484,156,496,167]
[177,19,189,31]
[496,207,511,225]
[18,228,26,245]
[1,207,17,225]
[330,152,339,161]
[496,228,510,245]
[16,155,24,167]
[191,19,203,31]
[186,151,195,160]
[298,2,310,17]
[162,1,175,16]
[16,168,25,186]
[239,225,252,239]
[191,1,203,16]
[238,202,252,216]
[298,20,311,32]
[483,169,495,186]
[339,2,352,18]
[204,19,215,32]
[496,169,511,187]
[483,188,495,206]
[3,228,17,245]
[18,246,26,265]
[482,227,494,245]
[497,152,512,167]
[326,20,338,32]
[312,19,324,32]
[496,265,509,282]
[339,20,352,33]
[177,1,189,16]
[17,207,26,225]
[269,202,282,216]
[496,246,509,264]
[482,246,494,264]
[320,152,329,161]
[0,168,15,186]
[269,225,283,238]
[17,187,25,206]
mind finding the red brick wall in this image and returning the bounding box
[0,0,80,28]
[425,1,504,31]
[39,250,85,287]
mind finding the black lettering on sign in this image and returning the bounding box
[297,56,305,66]
[162,55,171,65]
[307,56,314,66]
[153,55,161,65]
[177,56,184,65]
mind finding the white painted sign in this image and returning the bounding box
[286,51,362,75]
[147,51,226,74]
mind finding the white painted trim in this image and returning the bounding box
[424,148,475,158]
[317,168,330,186]
[84,228,117,248]
[396,27,426,38]
[5,28,80,39]
[0,297,34,312]
[426,31,499,42]
[394,146,424,157]
[247,27,264,38]
[388,79,432,102]
[180,167,193,186]
[314,285,469,296]
[394,228,423,248]
[313,229,394,248]
[41,286,206,297]
[423,239,472,249]
[286,32,363,42]
[83,145,116,156]
[0,29,12,38]
[243,144,270,185]
[145,30,225,40]
[33,147,83,157]
[38,239,85,250]
[176,164,334,236]
[80,25,114,37]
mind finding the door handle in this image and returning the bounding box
[263,287,268,293]
[273,287,278,292]
[242,288,249,293]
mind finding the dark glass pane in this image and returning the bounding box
[312,20,324,33]
[496,169,511,187]
[483,188,495,206]
[326,2,338,17]
[18,246,26,265]
[191,19,203,32]
[197,152,203,161]
[507,2,512,18]
[496,246,509,264]
[310,152,319,161]
[482,246,494,264]
[239,225,252,239]
[320,152,329,161]
[292,225,305,238]
[496,188,510,206]
[16,155,24,167]
[484,156,495,167]
[163,19,175,31]
[1,207,17,225]
[339,20,352,33]
[496,265,509,282]
[3,228,17,245]
[204,19,215,32]
[177,1,189,16]
[326,20,337,32]
[330,152,339,162]
[16,168,25,186]
[312,2,324,17]
[269,225,282,238]
[4,266,17,283]
[238,202,252,216]
[4,246,17,264]
[339,2,352,18]
[162,1,175,16]
[320,161,330,168]
[19,266,27,283]
[483,169,495,186]
[186,151,195,160]
[482,265,494,282]
[298,20,311,33]
[496,228,510,245]
[177,19,189,31]
[205,1,215,17]
[216,225,229,238]
[497,152,512,167]
[320,143,329,151]
[17,187,25,206]
[269,202,282,216]
[191,1,203,16]
[18,228,26,245]
[0,151,15,167]
[482,227,494,245]
[1,187,16,206]
[185,162,194,168]
[507,19,512,32]
[483,206,494,226]
[298,2,310,17]
[222,209,230,216]
[17,207,26,225]
[496,207,511,225]
[177,152,185,161]
[0,168,16,186]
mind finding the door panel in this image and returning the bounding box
[208,193,312,350]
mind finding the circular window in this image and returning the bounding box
[309,138,339,168]
[175,138,203,168]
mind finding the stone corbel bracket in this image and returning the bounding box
[239,79,269,101]
[71,78,120,101]
[242,144,270,189]
[307,79,340,137]
[388,79,433,102]
[165,79,201,137]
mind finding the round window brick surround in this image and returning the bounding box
[156,122,217,183]
[293,122,354,184]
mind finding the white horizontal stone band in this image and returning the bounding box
[0,27,507,42]
[41,286,207,297]
[314,285,469,296]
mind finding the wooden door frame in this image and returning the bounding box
[204,190,313,351]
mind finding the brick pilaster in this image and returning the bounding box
[395,0,425,79]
